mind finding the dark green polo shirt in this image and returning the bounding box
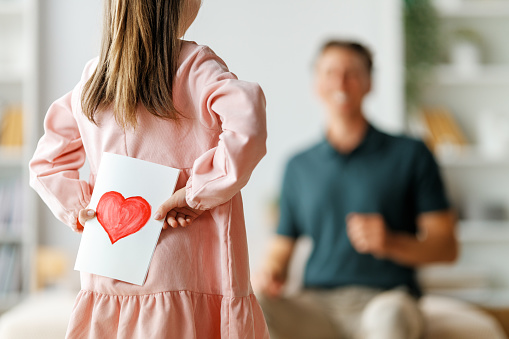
[277,125,450,297]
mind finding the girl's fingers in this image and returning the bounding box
[78,209,96,226]
[165,210,178,228]
[155,198,175,220]
[176,213,187,227]
[154,188,187,220]
[168,216,178,228]
[174,207,202,219]
[161,205,204,230]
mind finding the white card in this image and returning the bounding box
[74,152,180,285]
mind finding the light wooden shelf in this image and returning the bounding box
[435,0,509,18]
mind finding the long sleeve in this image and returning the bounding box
[184,47,267,210]
[29,89,91,231]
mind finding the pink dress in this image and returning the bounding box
[29,41,269,339]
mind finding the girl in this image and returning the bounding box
[29,0,269,338]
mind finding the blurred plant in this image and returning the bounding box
[451,28,483,48]
[404,0,441,108]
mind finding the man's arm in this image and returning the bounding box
[385,210,458,266]
[347,210,458,266]
[253,235,296,297]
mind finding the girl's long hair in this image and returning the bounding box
[81,0,184,128]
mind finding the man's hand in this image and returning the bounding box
[253,264,287,299]
[252,235,296,298]
[154,187,203,229]
[346,213,390,258]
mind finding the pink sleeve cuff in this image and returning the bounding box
[185,175,207,211]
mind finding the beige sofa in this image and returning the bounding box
[0,241,506,339]
[0,290,506,339]
[0,290,76,339]
[421,294,506,338]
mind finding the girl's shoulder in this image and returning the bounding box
[179,40,224,64]
[80,57,100,83]
[180,39,201,57]
[79,42,220,85]
[178,40,229,75]
[181,40,208,56]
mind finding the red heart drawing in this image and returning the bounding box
[96,191,152,244]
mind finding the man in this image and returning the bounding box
[255,40,458,339]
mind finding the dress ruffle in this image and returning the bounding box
[66,289,269,339]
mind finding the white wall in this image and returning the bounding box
[37,0,403,270]
[186,0,404,269]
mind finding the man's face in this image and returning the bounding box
[314,47,372,118]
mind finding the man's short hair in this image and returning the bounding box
[318,40,374,75]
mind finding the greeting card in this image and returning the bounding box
[74,152,180,285]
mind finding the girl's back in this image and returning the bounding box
[29,1,269,337]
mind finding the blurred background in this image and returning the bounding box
[1,0,509,336]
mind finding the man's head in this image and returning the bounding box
[314,40,373,119]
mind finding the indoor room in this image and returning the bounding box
[1,0,509,338]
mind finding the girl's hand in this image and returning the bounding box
[154,188,203,229]
[77,209,96,233]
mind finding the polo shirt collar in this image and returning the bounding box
[321,124,384,158]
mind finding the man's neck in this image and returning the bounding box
[326,112,369,154]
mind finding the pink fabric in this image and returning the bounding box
[29,41,269,339]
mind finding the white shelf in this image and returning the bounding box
[0,221,26,244]
[0,2,24,15]
[0,236,22,245]
[427,288,509,308]
[0,68,24,84]
[439,155,509,168]
[459,220,509,243]
[0,0,37,315]
[0,147,23,167]
[430,65,509,86]
[437,146,509,168]
[420,0,509,310]
[0,227,23,244]
[435,0,509,18]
